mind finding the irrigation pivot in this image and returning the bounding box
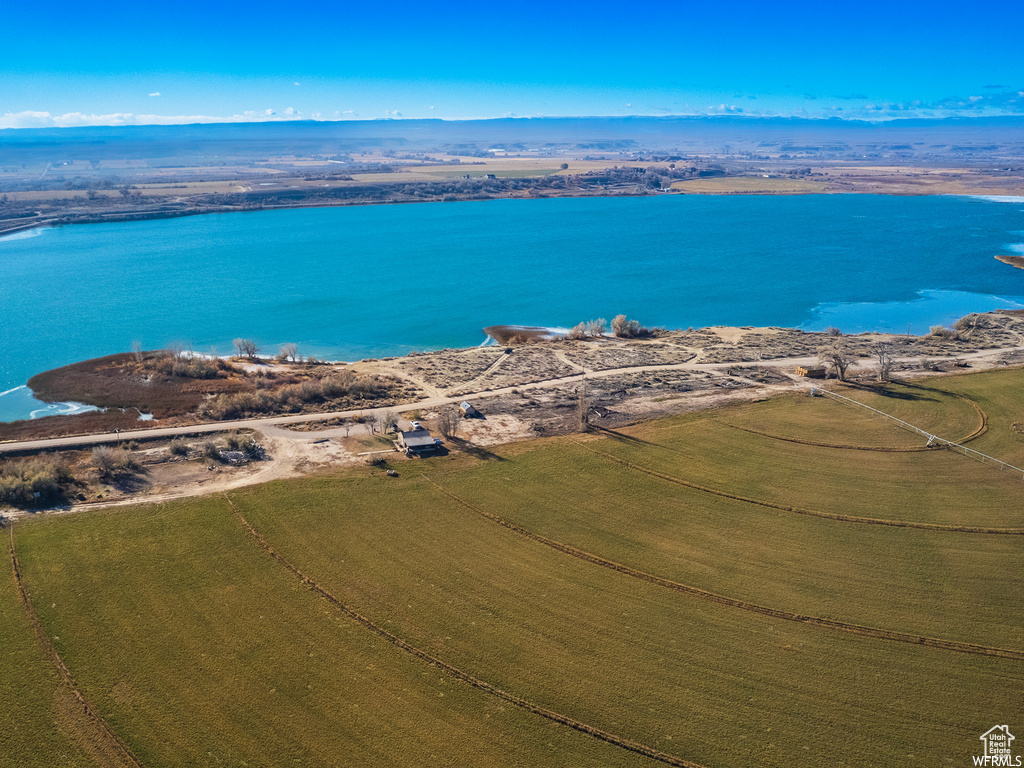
[810,387,1024,480]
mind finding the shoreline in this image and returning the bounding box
[5,310,1024,445]
[3,187,1022,240]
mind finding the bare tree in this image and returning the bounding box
[380,410,398,434]
[577,377,590,431]
[233,338,260,358]
[871,341,896,381]
[165,341,186,361]
[130,340,143,364]
[436,406,461,439]
[279,343,298,363]
[584,318,607,337]
[341,419,353,438]
[818,339,855,381]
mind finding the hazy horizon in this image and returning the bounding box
[3,0,1021,130]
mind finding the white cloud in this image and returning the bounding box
[0,109,316,129]
[283,106,300,116]
[707,104,744,114]
[294,82,300,86]
[384,109,402,117]
[148,92,161,97]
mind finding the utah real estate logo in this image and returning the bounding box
[975,725,1019,766]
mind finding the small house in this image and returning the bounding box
[459,401,480,418]
[396,428,441,455]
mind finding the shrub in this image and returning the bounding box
[0,456,73,506]
[930,325,957,339]
[202,441,221,461]
[91,447,142,480]
[611,314,644,338]
[168,439,190,457]
[304,378,327,400]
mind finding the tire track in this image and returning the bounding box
[420,476,1024,661]
[224,495,704,768]
[7,524,144,768]
[572,440,1024,535]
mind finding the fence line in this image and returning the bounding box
[811,388,1024,479]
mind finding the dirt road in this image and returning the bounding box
[5,343,1020,456]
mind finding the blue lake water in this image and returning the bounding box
[1,194,1023,422]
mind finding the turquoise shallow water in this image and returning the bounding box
[1,194,1023,422]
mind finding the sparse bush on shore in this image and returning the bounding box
[930,325,957,339]
[278,343,298,363]
[566,318,611,340]
[611,314,647,338]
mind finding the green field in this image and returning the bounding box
[4,369,1023,767]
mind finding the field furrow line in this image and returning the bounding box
[573,440,1024,535]
[721,423,941,452]
[422,474,1024,661]
[7,524,145,768]
[721,386,988,452]
[224,495,705,768]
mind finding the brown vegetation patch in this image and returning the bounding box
[28,352,249,418]
[19,352,423,439]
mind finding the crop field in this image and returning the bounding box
[670,177,832,193]
[4,369,1023,767]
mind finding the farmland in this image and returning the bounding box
[4,368,1023,766]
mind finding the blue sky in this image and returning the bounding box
[2,0,1022,128]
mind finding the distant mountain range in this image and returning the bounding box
[2,115,1022,164]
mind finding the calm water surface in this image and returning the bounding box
[1,194,1023,421]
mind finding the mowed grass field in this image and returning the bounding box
[4,368,1023,767]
